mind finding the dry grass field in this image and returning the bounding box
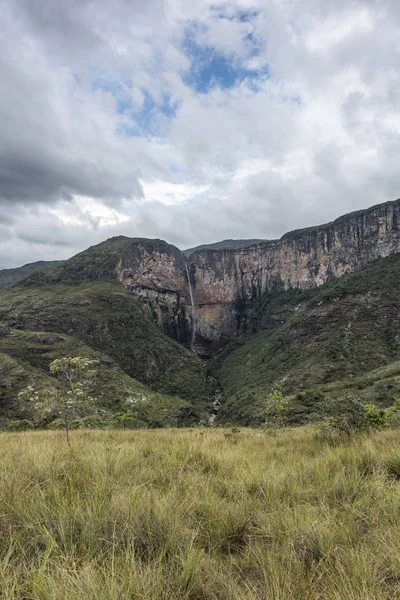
[2,426,400,599]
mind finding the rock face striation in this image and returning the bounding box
[118,198,400,354]
[183,199,400,352]
[24,198,400,354]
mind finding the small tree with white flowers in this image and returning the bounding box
[18,357,99,445]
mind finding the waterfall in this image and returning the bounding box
[185,263,196,352]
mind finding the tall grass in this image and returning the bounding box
[1,427,400,598]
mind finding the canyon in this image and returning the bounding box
[110,198,400,354]
[4,196,400,426]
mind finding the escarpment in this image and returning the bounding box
[21,198,400,355]
[183,199,400,351]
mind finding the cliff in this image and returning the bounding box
[186,198,400,351]
[21,198,400,354]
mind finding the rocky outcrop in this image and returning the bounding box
[116,239,192,344]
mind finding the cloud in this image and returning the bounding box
[1,0,400,267]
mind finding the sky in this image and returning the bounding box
[1,0,400,267]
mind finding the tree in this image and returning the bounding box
[363,403,387,430]
[49,357,99,445]
[261,384,290,432]
[17,384,58,424]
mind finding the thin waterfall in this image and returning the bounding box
[185,263,196,352]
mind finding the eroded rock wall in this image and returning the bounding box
[117,199,400,353]
[116,239,191,344]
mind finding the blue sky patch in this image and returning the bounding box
[182,18,267,93]
[93,77,177,137]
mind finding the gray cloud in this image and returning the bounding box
[1,0,400,267]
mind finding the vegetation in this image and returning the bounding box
[316,394,387,439]
[0,260,64,289]
[212,253,400,424]
[18,357,100,445]
[386,397,400,427]
[6,419,33,431]
[0,280,209,425]
[0,426,400,598]
[5,237,400,428]
[261,384,290,432]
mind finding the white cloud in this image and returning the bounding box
[1,0,400,267]
[305,9,373,53]
[140,180,209,206]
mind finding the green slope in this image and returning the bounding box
[0,337,191,428]
[0,261,64,289]
[212,253,400,424]
[0,279,209,425]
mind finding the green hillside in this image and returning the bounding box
[211,253,400,424]
[0,279,209,426]
[0,260,64,288]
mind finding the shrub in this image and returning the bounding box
[317,394,386,439]
[296,389,325,408]
[81,415,109,429]
[363,403,387,430]
[47,419,64,430]
[261,384,290,432]
[7,419,34,431]
[111,412,143,429]
[386,398,400,427]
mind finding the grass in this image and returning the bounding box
[2,427,400,598]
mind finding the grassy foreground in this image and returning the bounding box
[2,428,400,599]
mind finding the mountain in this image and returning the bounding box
[0,261,65,289]
[0,239,209,427]
[3,197,400,427]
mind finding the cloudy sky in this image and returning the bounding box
[1,0,400,267]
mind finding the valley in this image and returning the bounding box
[2,198,400,428]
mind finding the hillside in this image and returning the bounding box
[0,276,209,427]
[211,252,400,424]
[0,260,64,288]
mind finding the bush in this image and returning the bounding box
[296,389,325,408]
[111,412,143,429]
[317,394,386,439]
[81,415,109,429]
[47,419,82,430]
[386,398,400,427]
[7,420,34,431]
[47,419,65,430]
[261,384,290,432]
[363,403,387,430]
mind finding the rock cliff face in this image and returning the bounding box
[185,199,400,351]
[115,239,192,345]
[118,199,400,354]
